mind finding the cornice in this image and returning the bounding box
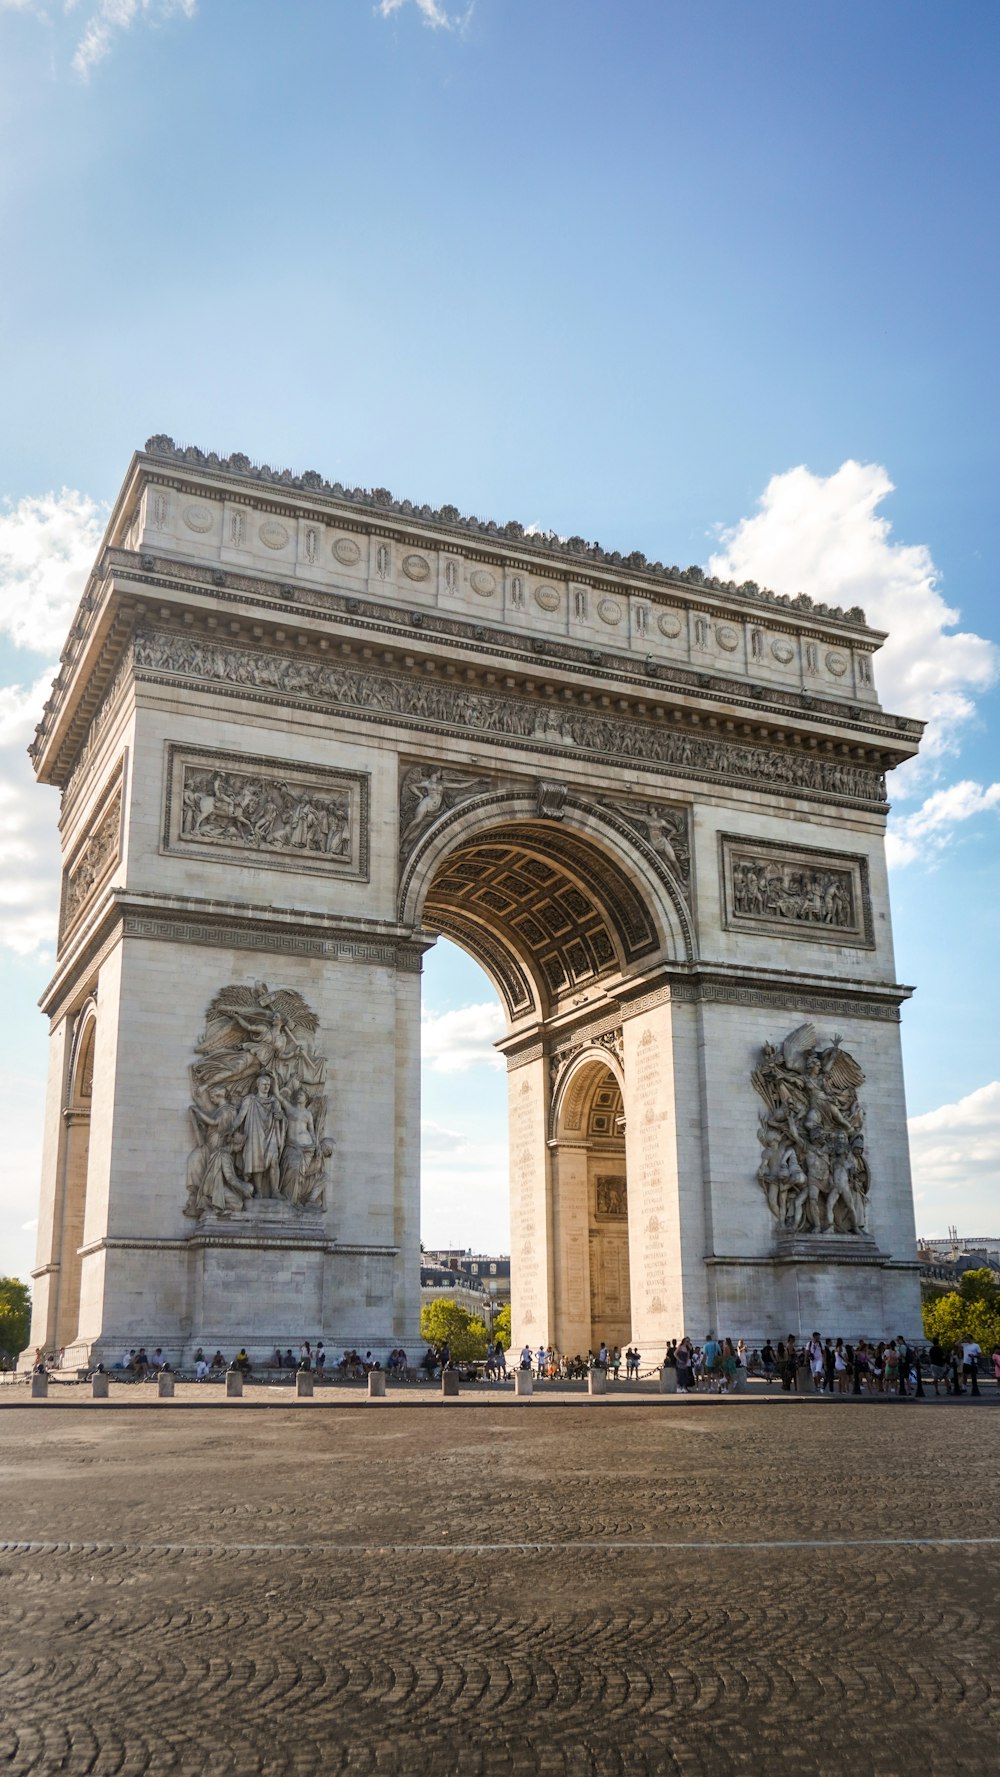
[40,889,431,1020]
[502,964,913,1066]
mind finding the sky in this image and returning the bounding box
[0,0,998,1285]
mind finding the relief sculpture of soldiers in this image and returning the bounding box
[181,765,350,859]
[732,856,854,927]
[753,1023,869,1236]
[184,983,333,1218]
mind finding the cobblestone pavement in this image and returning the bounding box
[1,1403,997,1774]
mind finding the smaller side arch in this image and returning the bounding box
[549,1043,626,1143]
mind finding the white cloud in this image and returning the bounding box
[2,0,198,75]
[376,0,474,32]
[0,674,62,956]
[420,1116,509,1251]
[0,487,106,655]
[71,0,197,78]
[909,1081,1000,1236]
[421,1001,505,1072]
[0,1067,48,1286]
[886,779,1000,868]
[708,461,998,770]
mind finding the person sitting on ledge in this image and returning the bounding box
[194,1351,210,1380]
[235,1348,251,1376]
[210,1350,226,1374]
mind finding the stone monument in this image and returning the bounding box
[23,437,924,1366]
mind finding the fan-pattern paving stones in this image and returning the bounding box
[1,1403,997,1774]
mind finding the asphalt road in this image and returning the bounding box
[1,1398,997,1774]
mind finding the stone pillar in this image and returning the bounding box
[24,1017,73,1363]
[226,1369,243,1397]
[622,991,709,1348]
[659,1365,677,1394]
[91,1371,110,1398]
[157,1371,175,1398]
[441,1370,460,1397]
[296,1370,314,1397]
[507,1055,553,1350]
[367,1370,386,1398]
[588,1368,607,1396]
[30,1372,49,1398]
[549,1140,592,1358]
[514,1369,532,1397]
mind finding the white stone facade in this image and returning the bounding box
[25,439,924,1367]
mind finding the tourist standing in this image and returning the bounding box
[961,1336,982,1396]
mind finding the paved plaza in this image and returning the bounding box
[1,1395,997,1775]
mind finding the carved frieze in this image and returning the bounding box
[752,1023,869,1236]
[720,834,873,947]
[185,982,332,1220]
[133,628,889,808]
[163,745,369,880]
[60,769,124,941]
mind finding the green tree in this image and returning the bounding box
[922,1285,1000,1354]
[419,1298,490,1361]
[492,1302,511,1349]
[958,1267,999,1311]
[0,1277,31,1357]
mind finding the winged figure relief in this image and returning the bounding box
[752,1024,869,1237]
[184,982,332,1219]
[399,765,491,852]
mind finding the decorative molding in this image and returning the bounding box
[59,759,126,943]
[120,909,424,969]
[719,833,874,949]
[130,628,888,809]
[140,436,872,628]
[162,744,369,881]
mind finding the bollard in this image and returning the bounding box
[91,1372,110,1399]
[158,1371,175,1398]
[226,1368,243,1398]
[514,1369,533,1398]
[296,1369,314,1397]
[659,1366,677,1394]
[368,1370,386,1398]
[30,1372,49,1399]
[588,1369,607,1396]
[441,1370,460,1398]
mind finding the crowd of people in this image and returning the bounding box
[18,1331,1000,1393]
[663,1332,1000,1395]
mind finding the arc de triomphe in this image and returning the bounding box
[26,438,923,1366]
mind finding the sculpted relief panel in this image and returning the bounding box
[184,983,332,1220]
[720,834,872,947]
[60,773,124,941]
[753,1023,869,1237]
[163,745,369,880]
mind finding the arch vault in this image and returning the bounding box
[24,439,924,1366]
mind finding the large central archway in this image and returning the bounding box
[402,788,690,1356]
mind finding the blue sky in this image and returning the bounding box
[1,0,998,1280]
